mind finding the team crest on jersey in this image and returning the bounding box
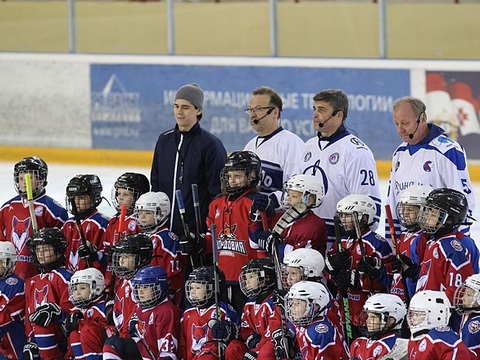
[432,248,439,259]
[11,216,31,253]
[373,345,383,357]
[192,323,208,350]
[468,320,480,333]
[136,319,146,336]
[127,219,137,232]
[34,285,49,308]
[303,152,312,162]
[87,308,94,318]
[314,323,328,333]
[435,325,449,332]
[422,161,433,172]
[450,240,463,251]
[5,276,18,286]
[329,153,340,165]
[419,339,427,351]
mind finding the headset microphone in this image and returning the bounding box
[252,107,274,125]
[318,110,338,128]
[408,112,422,139]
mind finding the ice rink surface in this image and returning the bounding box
[0,160,479,244]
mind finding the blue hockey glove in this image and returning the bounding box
[245,332,261,349]
[210,319,238,343]
[29,303,62,327]
[250,194,275,222]
[256,231,279,255]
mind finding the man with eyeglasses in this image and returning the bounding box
[244,86,304,214]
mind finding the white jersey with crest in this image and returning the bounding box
[298,128,381,250]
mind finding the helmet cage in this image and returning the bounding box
[185,279,214,307]
[69,268,105,308]
[131,266,168,309]
[285,281,330,327]
[286,297,317,327]
[66,175,103,218]
[407,291,451,339]
[111,173,150,213]
[220,151,261,196]
[14,156,48,199]
[134,192,171,232]
[29,228,67,273]
[417,203,449,234]
[453,275,480,312]
[281,174,324,209]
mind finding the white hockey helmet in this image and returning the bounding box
[396,185,433,229]
[135,191,171,231]
[336,194,377,226]
[282,174,324,208]
[0,242,17,279]
[283,248,325,279]
[360,293,406,339]
[407,290,451,339]
[69,268,105,308]
[453,274,480,312]
[286,281,331,327]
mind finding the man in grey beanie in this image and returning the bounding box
[150,83,227,277]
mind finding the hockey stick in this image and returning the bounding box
[108,205,127,300]
[334,215,352,344]
[210,223,225,360]
[272,202,308,237]
[191,184,204,267]
[352,213,374,294]
[378,338,408,360]
[70,197,92,268]
[134,325,156,360]
[24,173,39,232]
[175,189,195,269]
[385,204,411,304]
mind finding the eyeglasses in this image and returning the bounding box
[244,106,275,115]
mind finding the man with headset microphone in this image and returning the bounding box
[386,96,475,238]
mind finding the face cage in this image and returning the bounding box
[66,195,97,218]
[286,297,316,327]
[31,245,64,273]
[453,285,480,312]
[14,170,45,198]
[417,204,449,234]
[337,211,366,236]
[132,282,165,309]
[281,265,307,289]
[359,310,391,339]
[239,269,266,299]
[0,258,15,280]
[220,168,255,196]
[69,282,101,309]
[111,252,142,279]
[136,209,164,233]
[396,202,420,229]
[185,279,214,307]
[407,308,428,332]
[112,186,141,213]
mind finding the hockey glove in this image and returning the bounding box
[29,303,62,327]
[357,256,383,280]
[179,232,206,255]
[256,231,279,255]
[325,251,350,274]
[62,311,83,337]
[336,269,361,293]
[128,313,140,338]
[250,194,275,222]
[78,240,99,262]
[391,254,418,279]
[23,342,41,360]
[272,328,295,360]
[210,319,239,343]
[245,332,261,349]
[243,351,258,360]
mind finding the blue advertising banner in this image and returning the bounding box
[90,64,409,160]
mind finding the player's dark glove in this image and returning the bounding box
[209,319,239,343]
[336,269,361,293]
[243,351,258,360]
[272,328,295,360]
[357,256,383,280]
[78,240,99,262]
[23,342,41,360]
[179,232,206,255]
[245,332,261,349]
[325,251,350,274]
[256,231,279,255]
[62,311,83,337]
[128,313,139,338]
[250,194,275,222]
[391,254,418,279]
[29,303,62,327]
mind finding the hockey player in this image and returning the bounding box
[0,156,68,281]
[64,267,108,360]
[325,194,393,340]
[179,150,268,315]
[407,290,474,359]
[239,258,285,360]
[453,274,480,358]
[252,174,328,261]
[286,281,349,359]
[24,228,73,360]
[0,242,26,359]
[135,191,184,305]
[110,233,153,338]
[102,172,149,290]
[298,89,382,253]
[282,248,325,289]
[179,266,247,360]
[103,265,182,360]
[350,293,407,360]
[62,174,110,274]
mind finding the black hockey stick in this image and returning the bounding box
[353,213,374,294]
[175,189,195,269]
[210,223,225,360]
[191,184,204,267]
[70,197,92,268]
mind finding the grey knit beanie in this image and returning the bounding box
[175,83,204,110]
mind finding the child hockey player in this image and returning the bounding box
[179,266,247,360]
[24,228,73,360]
[103,265,182,360]
[0,156,68,281]
[325,194,393,341]
[135,191,184,305]
[350,293,407,360]
[110,233,153,338]
[407,290,473,359]
[282,247,325,289]
[453,273,480,358]
[179,150,267,315]
[0,242,26,359]
[286,281,349,359]
[62,174,110,273]
[64,267,107,360]
[252,174,328,260]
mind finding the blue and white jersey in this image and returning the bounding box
[386,124,475,238]
[299,127,381,250]
[244,126,304,205]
